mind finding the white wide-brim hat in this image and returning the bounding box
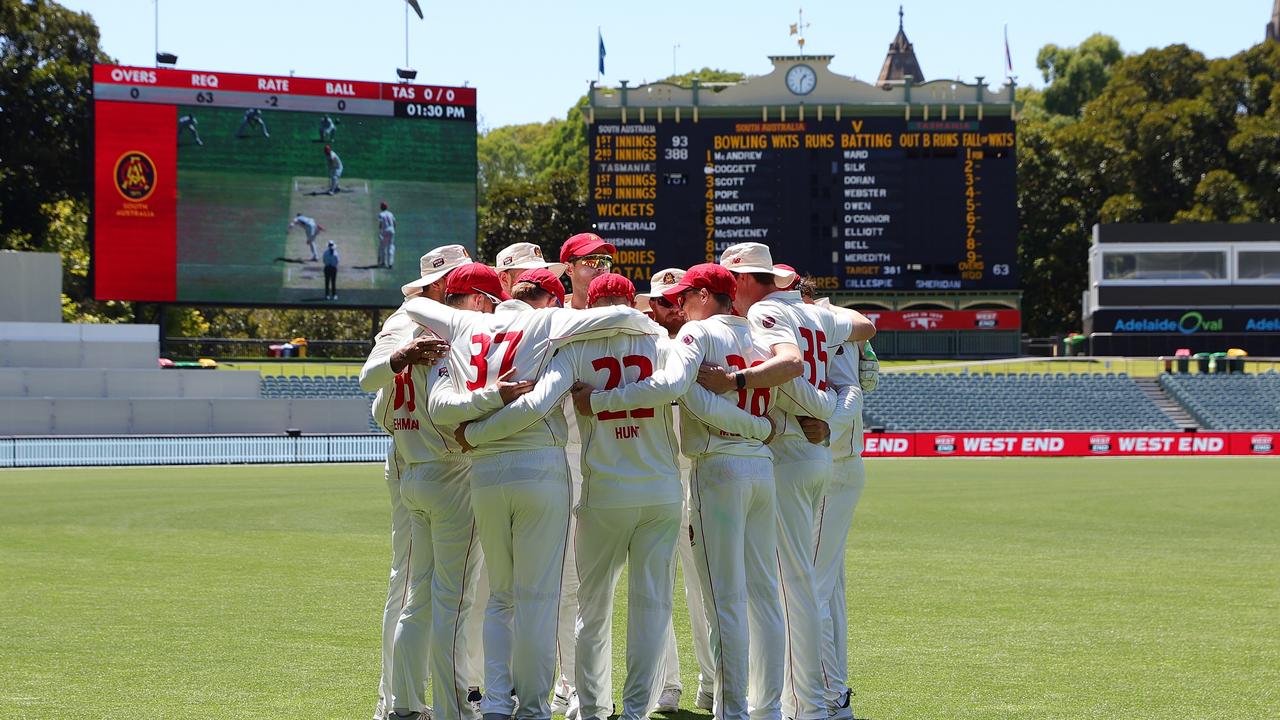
[402,244,473,296]
[494,241,568,277]
[719,242,797,287]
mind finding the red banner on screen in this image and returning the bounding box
[860,309,1021,331]
[861,432,1278,457]
[92,65,476,106]
[94,101,177,301]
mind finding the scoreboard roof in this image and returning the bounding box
[588,55,1015,117]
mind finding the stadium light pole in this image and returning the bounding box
[396,0,417,82]
[153,1,177,67]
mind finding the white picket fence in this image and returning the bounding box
[0,434,391,468]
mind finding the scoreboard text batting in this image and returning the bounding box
[588,116,1016,291]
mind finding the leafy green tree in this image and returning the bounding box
[1035,34,1123,116]
[655,68,747,87]
[477,169,587,264]
[1173,169,1258,222]
[0,0,110,252]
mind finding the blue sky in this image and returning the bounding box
[66,0,1275,130]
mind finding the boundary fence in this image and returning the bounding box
[0,434,390,468]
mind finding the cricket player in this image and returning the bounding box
[325,144,344,194]
[236,107,269,138]
[560,232,616,310]
[403,263,657,720]
[320,113,339,142]
[621,263,798,720]
[178,114,203,145]
[360,245,469,720]
[287,213,325,261]
[636,268,717,713]
[549,230,617,716]
[457,274,686,720]
[493,242,568,296]
[706,244,875,720]
[379,201,397,269]
[807,292,878,720]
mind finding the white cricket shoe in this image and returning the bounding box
[550,679,573,716]
[652,687,681,713]
[694,689,714,711]
[828,689,854,720]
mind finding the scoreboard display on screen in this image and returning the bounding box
[91,64,476,306]
[589,116,1016,291]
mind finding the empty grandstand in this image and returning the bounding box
[1159,371,1280,431]
[260,375,380,433]
[864,372,1181,432]
[0,322,374,436]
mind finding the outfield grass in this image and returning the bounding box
[2,459,1277,719]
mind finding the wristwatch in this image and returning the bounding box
[734,371,747,390]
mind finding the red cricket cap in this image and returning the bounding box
[774,263,800,290]
[587,273,636,306]
[515,268,566,306]
[445,262,512,301]
[559,233,617,263]
[662,263,737,303]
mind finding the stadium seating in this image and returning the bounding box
[260,375,382,432]
[0,322,374,435]
[863,372,1180,432]
[1158,371,1280,430]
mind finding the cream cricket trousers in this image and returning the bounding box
[557,410,583,701]
[662,471,716,697]
[392,457,470,713]
[398,455,489,719]
[772,438,833,720]
[377,448,413,719]
[471,447,572,720]
[815,455,866,712]
[575,502,682,720]
[689,454,785,720]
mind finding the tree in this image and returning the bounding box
[0,0,110,252]
[1035,34,1123,116]
[477,169,587,264]
[655,68,747,87]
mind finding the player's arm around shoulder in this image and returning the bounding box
[547,304,655,346]
[587,332,698,415]
[359,308,416,392]
[401,296,462,339]
[824,303,876,343]
[461,346,576,449]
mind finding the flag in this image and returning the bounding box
[405,0,423,20]
[598,29,606,75]
[1004,24,1013,75]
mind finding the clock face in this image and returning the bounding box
[786,64,816,95]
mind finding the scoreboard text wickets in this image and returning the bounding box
[588,117,1017,290]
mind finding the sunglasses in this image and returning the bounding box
[674,288,701,309]
[650,296,675,309]
[573,254,614,270]
[473,287,502,304]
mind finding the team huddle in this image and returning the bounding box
[359,234,879,720]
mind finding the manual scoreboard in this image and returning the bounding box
[589,116,1016,291]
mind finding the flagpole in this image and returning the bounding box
[597,26,601,84]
